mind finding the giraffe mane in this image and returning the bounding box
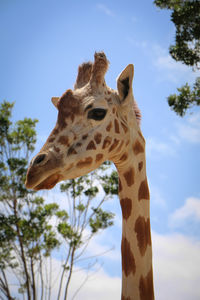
[133,99,142,126]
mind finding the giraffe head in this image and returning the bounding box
[25,52,141,190]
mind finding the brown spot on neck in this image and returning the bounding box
[76,157,93,168]
[94,132,102,144]
[139,267,154,300]
[135,216,151,256]
[67,147,77,156]
[76,142,82,147]
[114,119,120,134]
[48,137,55,143]
[123,167,135,187]
[133,139,144,155]
[102,136,112,149]
[117,140,124,152]
[109,139,119,152]
[86,140,96,150]
[121,122,128,134]
[96,153,103,162]
[106,121,112,132]
[120,152,128,162]
[58,136,69,145]
[121,236,136,276]
[120,198,132,220]
[138,161,143,171]
[138,178,150,201]
[82,134,88,140]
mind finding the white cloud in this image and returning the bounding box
[126,36,148,49]
[97,4,114,17]
[78,227,121,263]
[146,136,175,158]
[28,258,121,300]
[169,197,200,228]
[127,40,199,84]
[154,49,186,71]
[149,183,167,208]
[188,112,200,125]
[169,134,181,145]
[155,111,200,151]
[152,231,200,300]
[9,257,121,300]
[152,44,199,84]
[176,112,200,144]
[11,254,121,299]
[68,267,121,300]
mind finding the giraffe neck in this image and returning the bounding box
[115,145,154,300]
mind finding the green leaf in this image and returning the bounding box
[89,208,114,233]
[101,171,118,195]
[84,186,99,197]
[76,204,85,212]
[56,210,69,220]
[167,77,200,116]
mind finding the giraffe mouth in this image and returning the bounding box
[25,150,64,190]
[34,173,61,190]
[26,173,62,191]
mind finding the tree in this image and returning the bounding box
[0,101,116,300]
[56,164,117,300]
[154,0,200,116]
[167,77,200,116]
[0,101,61,299]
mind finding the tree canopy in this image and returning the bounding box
[154,0,200,116]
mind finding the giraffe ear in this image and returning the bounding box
[51,97,59,109]
[117,64,134,103]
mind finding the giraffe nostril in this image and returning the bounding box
[33,154,46,165]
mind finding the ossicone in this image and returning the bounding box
[89,52,109,87]
[74,62,93,89]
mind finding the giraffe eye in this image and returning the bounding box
[87,108,107,121]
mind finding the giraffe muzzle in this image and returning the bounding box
[25,152,62,190]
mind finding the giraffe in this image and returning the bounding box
[25,52,154,300]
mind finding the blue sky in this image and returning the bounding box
[1,0,200,299]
